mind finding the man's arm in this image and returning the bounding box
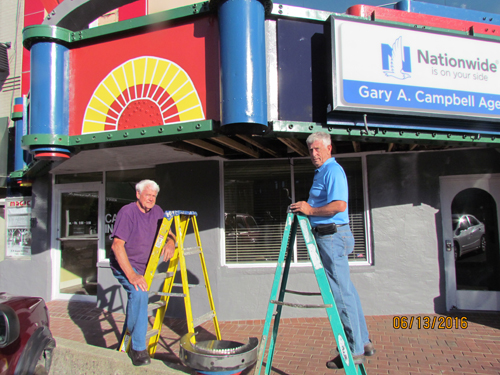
[111,237,148,292]
[161,230,177,261]
[290,200,347,216]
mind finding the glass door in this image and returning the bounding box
[52,182,104,301]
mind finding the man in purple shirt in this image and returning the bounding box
[111,179,176,366]
[290,132,374,369]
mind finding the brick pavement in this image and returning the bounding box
[46,300,500,375]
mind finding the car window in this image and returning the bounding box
[225,214,236,231]
[468,216,479,226]
[246,216,258,228]
[236,217,247,229]
[459,218,469,231]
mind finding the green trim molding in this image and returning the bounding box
[22,120,217,151]
[271,120,500,147]
[11,111,23,121]
[24,2,211,50]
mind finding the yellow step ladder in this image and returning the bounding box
[119,210,221,357]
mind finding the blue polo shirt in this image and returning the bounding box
[307,157,349,227]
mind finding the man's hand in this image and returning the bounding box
[290,201,313,215]
[128,272,148,292]
[161,238,176,261]
[112,237,149,292]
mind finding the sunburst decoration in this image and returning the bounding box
[82,56,205,134]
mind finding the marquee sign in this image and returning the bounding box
[332,17,500,122]
[69,16,220,136]
[81,56,205,134]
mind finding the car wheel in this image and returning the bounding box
[480,236,487,252]
[33,362,48,375]
[33,345,54,375]
[14,326,55,375]
[454,242,459,260]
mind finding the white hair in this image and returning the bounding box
[136,179,160,194]
[306,131,331,147]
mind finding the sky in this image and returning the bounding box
[280,0,500,15]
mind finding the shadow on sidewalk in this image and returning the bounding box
[447,309,500,330]
[66,288,124,349]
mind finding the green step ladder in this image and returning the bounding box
[254,211,368,375]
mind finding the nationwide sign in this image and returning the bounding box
[331,17,500,121]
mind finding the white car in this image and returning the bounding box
[453,214,486,259]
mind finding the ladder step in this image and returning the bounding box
[192,311,216,327]
[145,329,159,341]
[153,271,174,280]
[271,300,333,309]
[147,300,167,312]
[183,246,202,256]
[285,289,321,296]
[156,291,187,298]
[172,283,198,288]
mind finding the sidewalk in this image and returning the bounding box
[46,300,500,375]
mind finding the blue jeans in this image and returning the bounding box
[314,225,369,356]
[113,268,149,351]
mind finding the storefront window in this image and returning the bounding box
[55,172,103,184]
[224,157,369,265]
[224,160,292,263]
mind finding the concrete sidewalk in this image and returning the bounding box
[46,300,500,375]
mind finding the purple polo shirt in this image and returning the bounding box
[110,202,164,275]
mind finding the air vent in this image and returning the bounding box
[0,43,9,73]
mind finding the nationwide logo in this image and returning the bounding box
[416,49,498,73]
[381,36,412,80]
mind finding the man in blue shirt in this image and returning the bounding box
[290,131,374,369]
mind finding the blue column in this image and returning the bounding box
[30,40,70,160]
[12,97,26,171]
[216,0,270,134]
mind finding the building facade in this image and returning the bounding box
[2,0,500,321]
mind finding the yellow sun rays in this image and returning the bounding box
[82,56,205,134]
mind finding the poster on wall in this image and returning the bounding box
[332,17,500,122]
[5,197,32,258]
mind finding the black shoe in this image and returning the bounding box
[128,348,151,366]
[326,353,365,369]
[333,340,376,357]
[363,340,376,356]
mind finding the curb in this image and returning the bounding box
[50,337,192,375]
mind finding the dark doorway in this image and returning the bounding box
[452,188,500,291]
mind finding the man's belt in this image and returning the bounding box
[312,223,348,235]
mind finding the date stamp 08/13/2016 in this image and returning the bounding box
[393,316,468,330]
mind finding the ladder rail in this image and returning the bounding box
[118,216,174,353]
[177,215,196,335]
[265,222,296,375]
[192,215,222,340]
[143,217,174,284]
[147,251,179,356]
[254,214,298,375]
[255,212,368,375]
